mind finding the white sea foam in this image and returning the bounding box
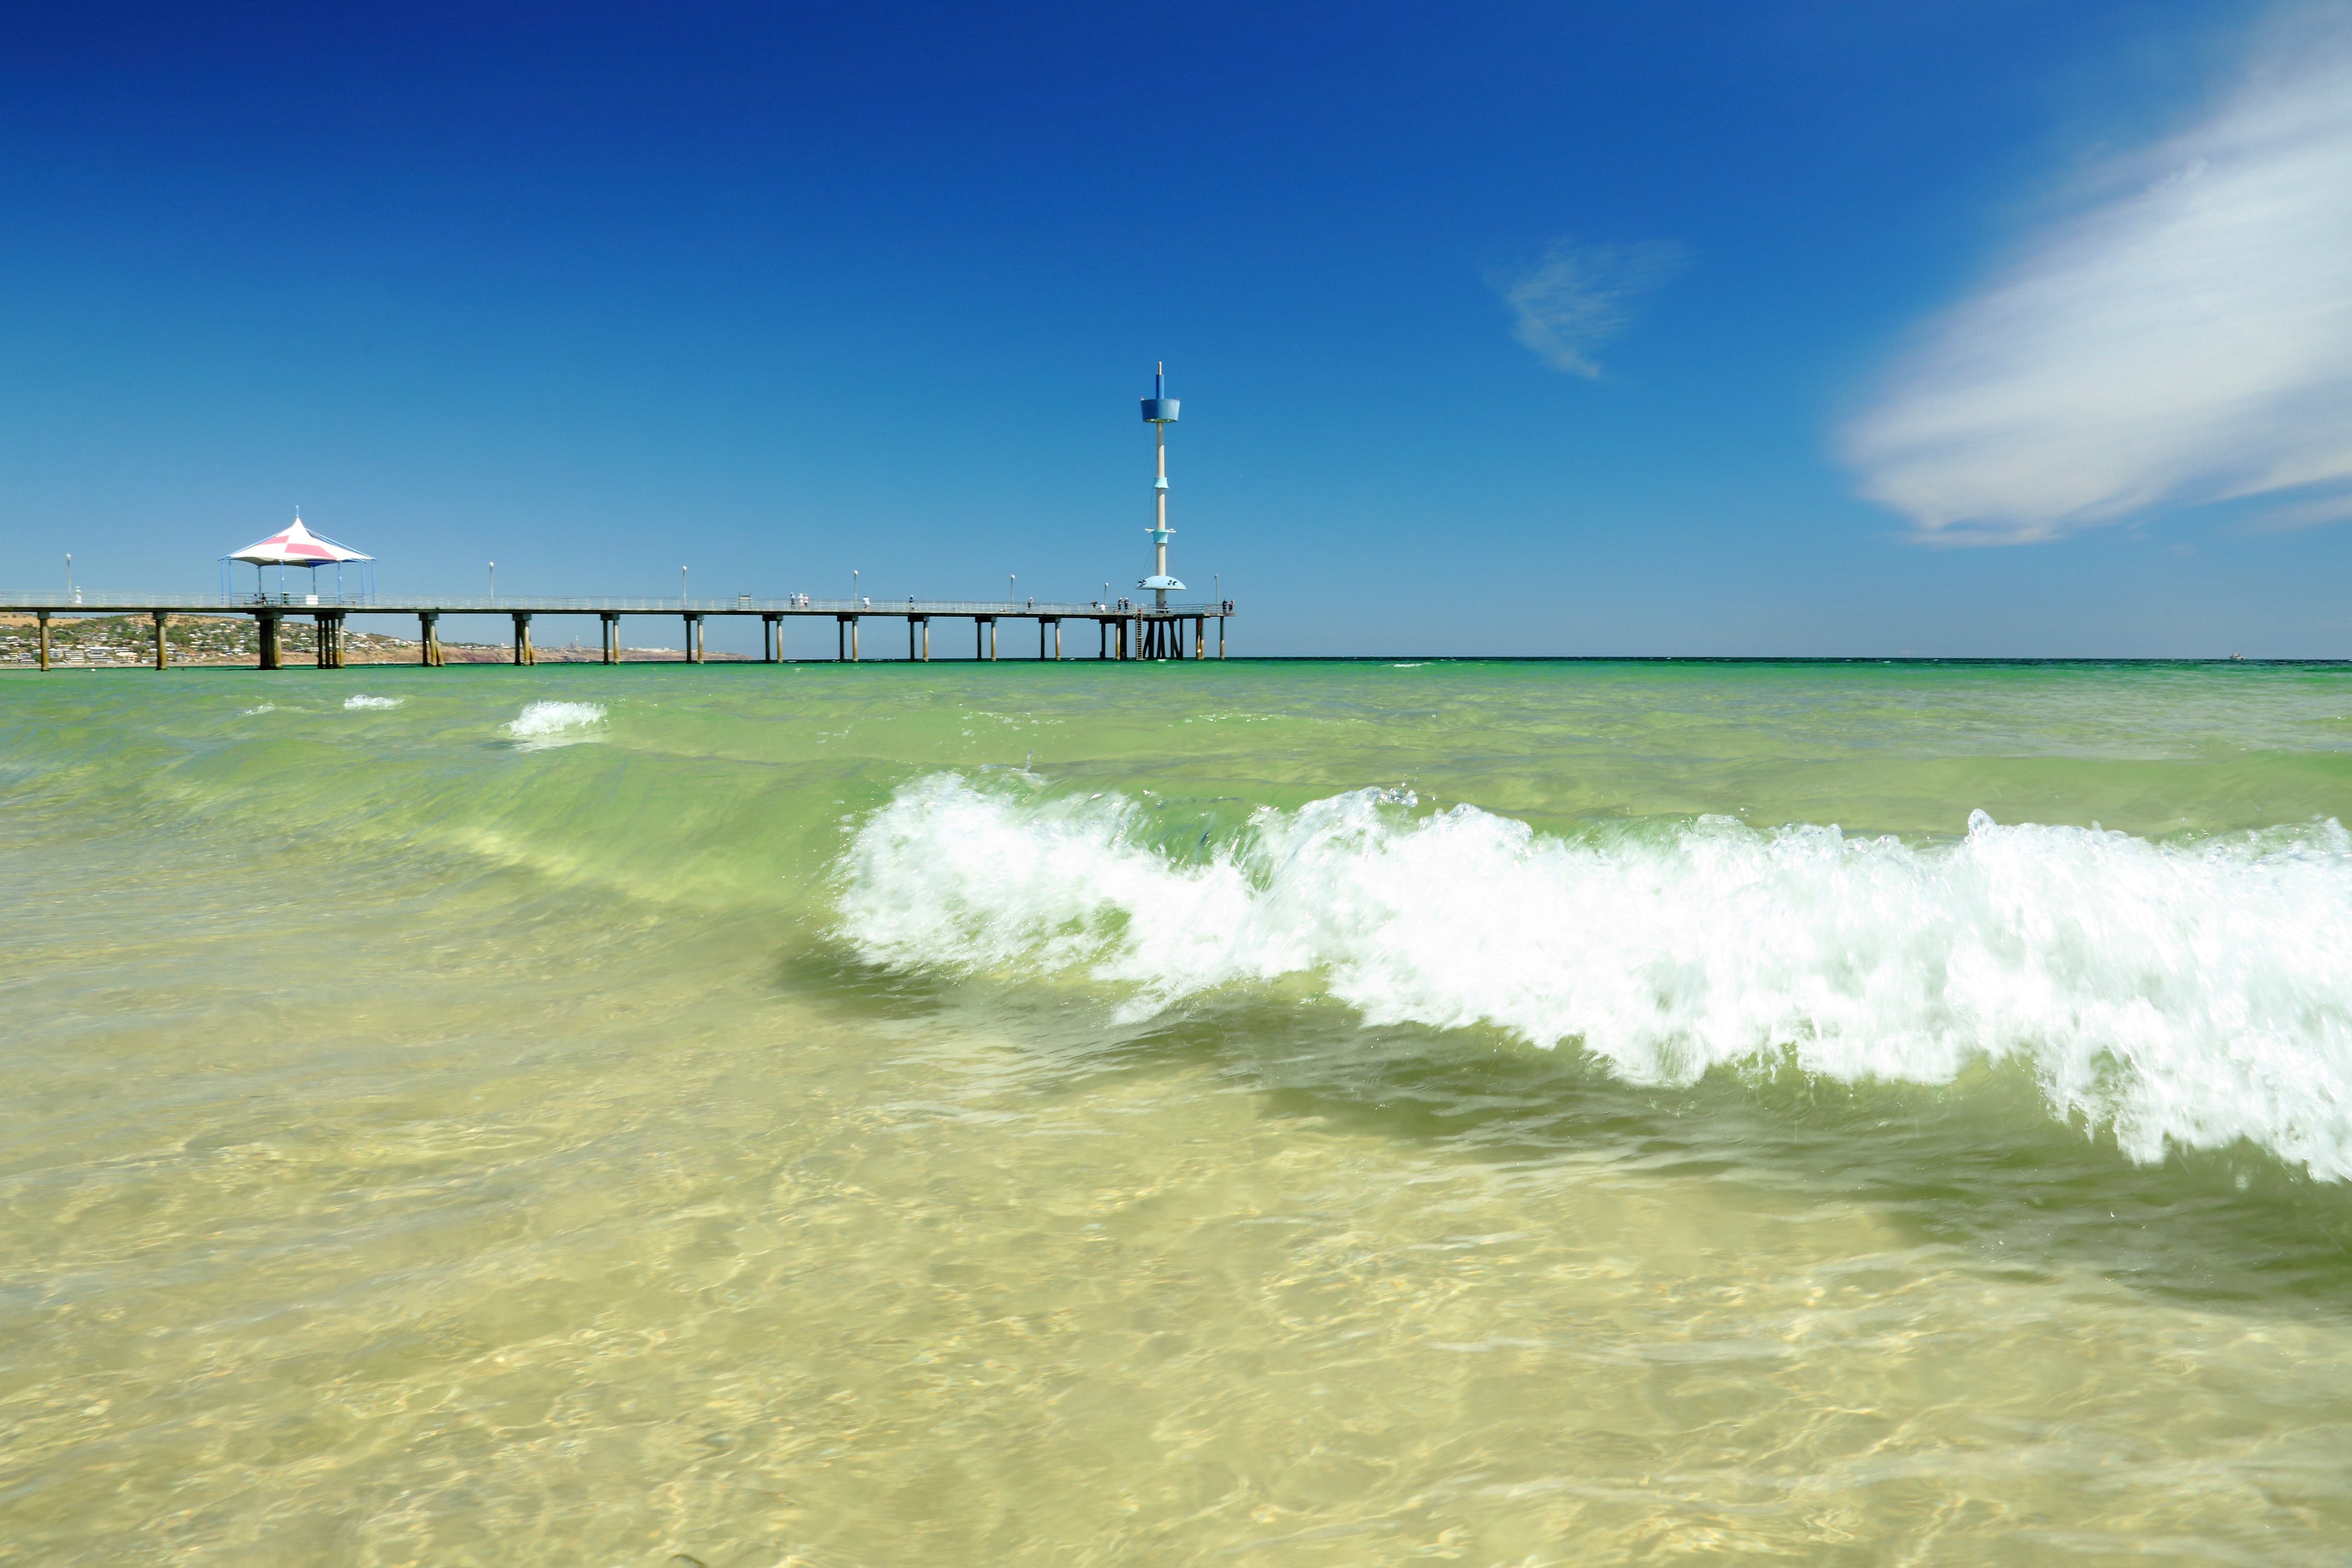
[503,700,607,746]
[343,695,404,710]
[837,774,2352,1177]
[241,704,276,716]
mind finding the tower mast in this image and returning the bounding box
[1138,362,1184,611]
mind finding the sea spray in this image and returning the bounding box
[503,700,607,745]
[837,773,2352,1177]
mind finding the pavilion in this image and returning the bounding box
[221,515,375,603]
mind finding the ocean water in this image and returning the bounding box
[5,659,2352,1564]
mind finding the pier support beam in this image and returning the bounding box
[36,611,50,671]
[851,617,860,661]
[316,614,344,670]
[510,612,535,666]
[257,614,280,671]
[419,612,442,666]
[1046,617,1060,660]
[907,616,918,661]
[602,613,620,664]
[763,614,781,663]
[1219,616,1226,659]
[682,613,704,664]
[151,611,169,670]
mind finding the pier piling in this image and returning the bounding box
[152,611,169,670]
[511,612,536,666]
[36,610,50,671]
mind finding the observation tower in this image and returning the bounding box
[1138,364,1184,610]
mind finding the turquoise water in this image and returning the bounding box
[5,660,2352,1563]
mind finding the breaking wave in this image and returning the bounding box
[343,695,403,710]
[503,700,606,744]
[836,774,2352,1177]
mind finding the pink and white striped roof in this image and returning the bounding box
[228,517,372,566]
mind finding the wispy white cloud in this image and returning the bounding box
[1843,7,2352,544]
[1496,239,1686,377]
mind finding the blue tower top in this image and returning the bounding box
[1140,363,1180,424]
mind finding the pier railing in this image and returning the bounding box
[0,592,1232,617]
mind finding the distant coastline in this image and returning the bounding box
[0,613,753,667]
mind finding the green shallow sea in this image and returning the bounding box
[6,658,2352,1565]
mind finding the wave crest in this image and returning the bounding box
[503,701,606,745]
[836,774,2352,1177]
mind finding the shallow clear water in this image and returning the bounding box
[5,659,2352,1564]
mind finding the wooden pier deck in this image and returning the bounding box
[0,594,1236,670]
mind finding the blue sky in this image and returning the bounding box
[5,0,2349,655]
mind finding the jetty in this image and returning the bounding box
[0,594,1235,670]
[11,366,1236,672]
